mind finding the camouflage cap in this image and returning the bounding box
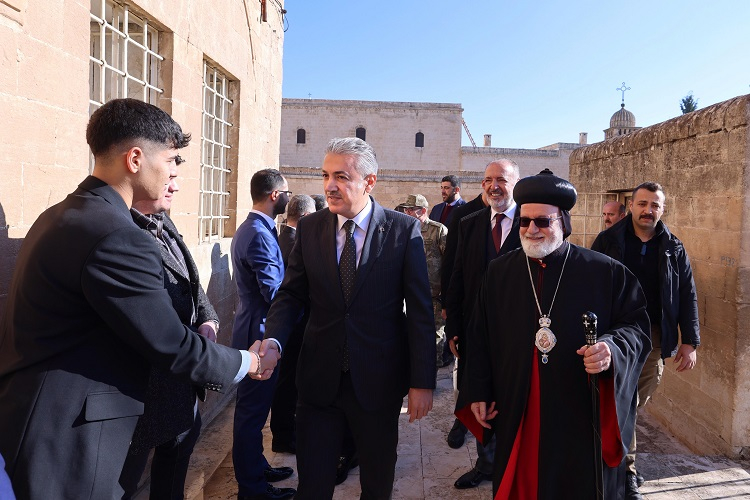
[400,194,429,209]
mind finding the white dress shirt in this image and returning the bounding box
[490,202,517,248]
[336,198,373,267]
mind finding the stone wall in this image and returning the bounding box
[569,95,750,457]
[460,144,578,178]
[281,99,464,172]
[0,0,285,422]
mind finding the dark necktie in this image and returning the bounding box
[492,213,506,253]
[440,203,453,224]
[339,220,356,371]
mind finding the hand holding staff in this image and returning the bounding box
[582,311,604,500]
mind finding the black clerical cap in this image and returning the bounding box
[513,168,577,210]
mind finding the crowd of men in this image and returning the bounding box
[0,99,700,500]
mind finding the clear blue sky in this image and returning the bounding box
[280,1,750,149]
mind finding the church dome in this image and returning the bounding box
[610,104,636,128]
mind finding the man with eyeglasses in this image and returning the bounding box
[400,194,448,370]
[592,182,700,499]
[231,169,296,500]
[462,168,650,499]
[445,159,522,489]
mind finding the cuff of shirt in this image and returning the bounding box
[267,338,283,356]
[234,350,251,384]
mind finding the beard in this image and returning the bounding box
[273,196,288,217]
[521,228,564,259]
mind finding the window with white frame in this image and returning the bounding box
[89,0,163,171]
[199,61,234,242]
[89,0,163,112]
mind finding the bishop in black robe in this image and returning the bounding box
[462,241,650,499]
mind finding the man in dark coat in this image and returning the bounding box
[0,99,271,499]
[429,174,466,225]
[270,194,316,454]
[592,181,700,499]
[231,169,295,500]
[464,169,650,499]
[260,137,436,499]
[439,183,488,446]
[119,167,220,499]
[446,159,522,489]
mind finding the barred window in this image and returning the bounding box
[89,0,163,112]
[89,0,163,172]
[355,127,366,141]
[297,128,306,144]
[415,131,425,148]
[199,61,234,242]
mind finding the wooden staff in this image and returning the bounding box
[583,311,604,500]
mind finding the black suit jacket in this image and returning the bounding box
[0,176,242,499]
[129,212,220,452]
[264,199,436,412]
[429,197,467,226]
[278,224,296,267]
[440,194,486,306]
[445,206,521,365]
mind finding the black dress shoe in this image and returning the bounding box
[263,465,294,483]
[454,468,492,489]
[636,471,645,487]
[271,441,297,454]
[625,472,644,500]
[335,454,359,485]
[446,418,468,449]
[440,352,455,368]
[238,484,296,500]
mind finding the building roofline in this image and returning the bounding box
[282,98,463,112]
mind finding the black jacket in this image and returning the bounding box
[440,194,486,306]
[591,215,700,358]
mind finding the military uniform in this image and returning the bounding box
[421,218,448,366]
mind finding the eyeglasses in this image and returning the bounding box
[519,215,563,228]
[278,190,293,196]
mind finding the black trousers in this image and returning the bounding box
[270,325,303,445]
[295,372,402,500]
[119,410,202,500]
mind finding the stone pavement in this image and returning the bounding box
[138,365,750,499]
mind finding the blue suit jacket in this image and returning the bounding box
[231,212,284,350]
[429,197,467,226]
[264,199,436,412]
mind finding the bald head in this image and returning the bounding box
[602,201,626,229]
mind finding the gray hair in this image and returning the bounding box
[325,137,378,177]
[286,194,316,222]
[486,158,520,180]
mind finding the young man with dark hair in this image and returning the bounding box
[0,98,274,499]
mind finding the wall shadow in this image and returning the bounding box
[0,201,24,323]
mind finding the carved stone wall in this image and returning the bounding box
[569,95,750,457]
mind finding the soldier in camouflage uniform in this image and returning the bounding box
[399,194,448,369]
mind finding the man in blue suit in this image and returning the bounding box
[429,175,466,226]
[231,169,295,500]
[260,137,436,499]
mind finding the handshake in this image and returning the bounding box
[247,339,282,380]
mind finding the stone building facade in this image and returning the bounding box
[0,0,285,423]
[569,94,750,458]
[280,98,581,210]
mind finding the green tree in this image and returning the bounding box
[680,92,699,114]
